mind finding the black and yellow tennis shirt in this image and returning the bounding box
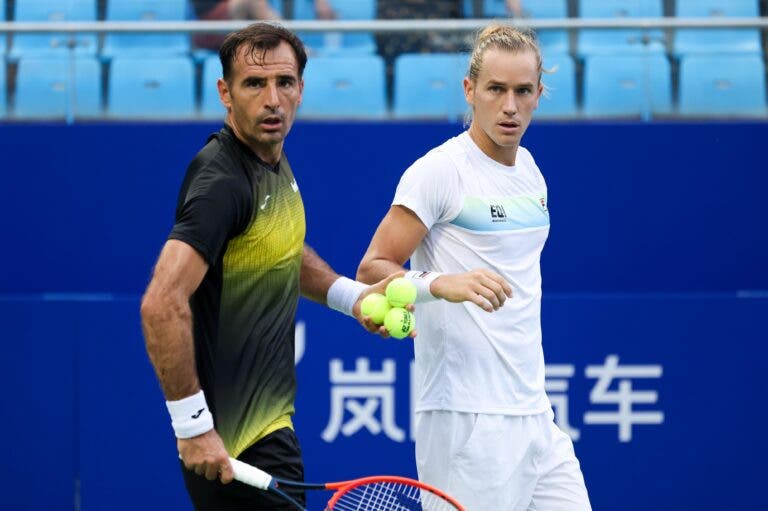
[169,125,305,457]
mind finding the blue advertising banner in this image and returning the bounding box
[1,122,766,294]
[0,299,78,510]
[1,121,765,510]
[1,294,765,510]
[293,293,768,511]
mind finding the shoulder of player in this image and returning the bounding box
[516,145,535,165]
[181,140,252,211]
[185,136,251,189]
[191,134,237,174]
[406,140,462,180]
[516,146,547,189]
[516,145,544,173]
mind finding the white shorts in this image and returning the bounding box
[414,410,591,511]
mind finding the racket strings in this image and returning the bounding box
[332,481,459,511]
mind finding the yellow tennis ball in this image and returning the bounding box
[383,307,415,339]
[385,277,417,308]
[360,293,391,325]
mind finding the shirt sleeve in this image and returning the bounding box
[518,146,547,189]
[169,165,251,265]
[392,149,461,230]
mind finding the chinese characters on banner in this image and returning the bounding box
[583,355,664,441]
[321,358,405,442]
[321,355,664,443]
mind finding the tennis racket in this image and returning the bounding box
[229,457,465,511]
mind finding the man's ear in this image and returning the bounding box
[534,81,544,110]
[217,78,232,110]
[297,77,304,106]
[463,77,474,105]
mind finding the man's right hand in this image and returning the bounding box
[430,269,513,312]
[178,429,234,484]
[353,271,417,339]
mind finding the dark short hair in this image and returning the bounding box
[219,22,308,82]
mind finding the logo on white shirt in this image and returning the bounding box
[490,204,508,222]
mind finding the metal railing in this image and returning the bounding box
[1,17,766,122]
[1,17,768,33]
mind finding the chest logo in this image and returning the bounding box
[290,179,299,192]
[490,204,508,222]
[260,194,271,210]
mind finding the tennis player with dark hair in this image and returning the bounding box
[358,24,591,510]
[140,22,403,510]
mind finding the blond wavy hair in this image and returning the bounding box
[467,23,544,83]
[464,23,550,124]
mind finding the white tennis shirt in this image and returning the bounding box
[393,131,552,415]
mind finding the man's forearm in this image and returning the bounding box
[357,257,405,285]
[300,244,342,304]
[141,294,200,400]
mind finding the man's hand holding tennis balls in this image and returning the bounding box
[353,272,417,339]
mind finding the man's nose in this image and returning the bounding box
[502,91,517,115]
[264,82,280,108]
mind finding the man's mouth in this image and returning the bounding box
[261,116,283,126]
[498,120,521,133]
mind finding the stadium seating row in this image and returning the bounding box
[0,0,765,58]
[1,51,766,120]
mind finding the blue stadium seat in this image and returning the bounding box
[537,52,577,117]
[300,55,386,118]
[200,55,224,118]
[393,53,468,119]
[102,0,190,58]
[9,0,98,59]
[268,0,284,17]
[475,0,569,52]
[474,0,513,16]
[193,0,282,18]
[14,57,102,118]
[523,0,569,54]
[0,62,6,117]
[582,54,672,118]
[673,0,761,56]
[293,0,375,55]
[577,0,666,56]
[0,0,6,56]
[678,53,767,117]
[108,57,195,118]
[462,0,475,16]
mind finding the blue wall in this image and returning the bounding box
[1,121,767,510]
[1,121,766,293]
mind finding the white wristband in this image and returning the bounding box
[405,270,442,303]
[165,390,214,439]
[327,276,367,316]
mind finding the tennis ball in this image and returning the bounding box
[360,293,391,325]
[383,307,415,339]
[385,277,417,308]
